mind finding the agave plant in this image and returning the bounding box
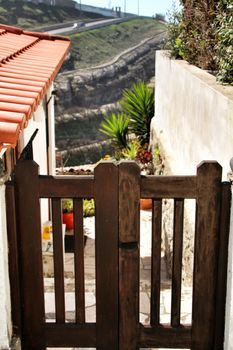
[99,113,129,150]
[120,81,154,145]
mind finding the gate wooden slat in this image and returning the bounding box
[119,161,140,350]
[192,162,222,349]
[73,198,85,323]
[52,198,65,324]
[15,160,45,349]
[94,162,119,350]
[171,198,184,327]
[6,182,22,336]
[214,182,231,349]
[151,199,162,326]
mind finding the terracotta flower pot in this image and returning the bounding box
[140,198,152,210]
[62,212,74,230]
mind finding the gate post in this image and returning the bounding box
[118,161,141,350]
[192,161,222,350]
[14,160,45,350]
[94,162,119,350]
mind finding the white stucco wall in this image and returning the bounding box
[47,85,56,176]
[152,50,233,349]
[0,184,12,349]
[20,101,48,175]
[151,51,233,179]
[225,192,233,350]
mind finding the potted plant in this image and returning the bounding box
[62,198,74,230]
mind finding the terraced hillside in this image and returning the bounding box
[64,18,166,70]
[55,18,166,165]
[0,0,104,29]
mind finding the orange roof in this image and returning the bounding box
[0,24,70,151]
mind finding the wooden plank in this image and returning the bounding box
[52,198,65,323]
[119,161,140,350]
[44,323,96,347]
[192,161,222,349]
[14,160,45,349]
[5,182,21,336]
[73,198,85,323]
[39,175,94,198]
[94,162,119,350]
[151,199,162,326]
[171,199,184,327]
[119,161,140,243]
[141,175,197,199]
[214,182,231,349]
[140,324,191,348]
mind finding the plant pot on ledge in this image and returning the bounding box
[62,212,74,231]
[140,198,152,210]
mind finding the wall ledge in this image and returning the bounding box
[159,50,233,102]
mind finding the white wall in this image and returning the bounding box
[225,193,233,350]
[47,85,56,176]
[151,51,233,178]
[152,50,233,349]
[19,87,56,224]
[19,101,48,175]
[0,184,12,349]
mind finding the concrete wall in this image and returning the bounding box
[225,192,233,350]
[0,184,12,349]
[151,50,233,349]
[151,51,233,179]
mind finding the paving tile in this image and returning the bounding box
[140,292,150,314]
[85,305,96,322]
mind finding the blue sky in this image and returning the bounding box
[77,0,179,17]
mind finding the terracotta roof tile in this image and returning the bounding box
[0,24,70,151]
[0,121,20,147]
[0,111,26,129]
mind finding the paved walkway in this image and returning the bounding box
[45,210,192,350]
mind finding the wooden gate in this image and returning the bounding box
[6,160,231,350]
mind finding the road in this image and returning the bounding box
[48,17,127,35]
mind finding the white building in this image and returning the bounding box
[0,23,70,348]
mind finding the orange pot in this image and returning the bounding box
[140,198,152,210]
[62,212,74,230]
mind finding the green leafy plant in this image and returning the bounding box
[215,1,233,84]
[120,81,154,145]
[165,4,187,60]
[83,199,95,217]
[99,113,129,150]
[62,198,73,213]
[62,198,95,216]
[121,139,140,160]
[153,143,165,175]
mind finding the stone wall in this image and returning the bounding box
[55,35,164,114]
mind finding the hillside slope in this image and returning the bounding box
[64,18,166,70]
[0,0,103,29]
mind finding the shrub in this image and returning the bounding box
[120,81,154,145]
[99,113,129,151]
[166,0,233,84]
[215,0,233,84]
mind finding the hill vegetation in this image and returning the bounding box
[64,18,166,70]
[0,0,101,29]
